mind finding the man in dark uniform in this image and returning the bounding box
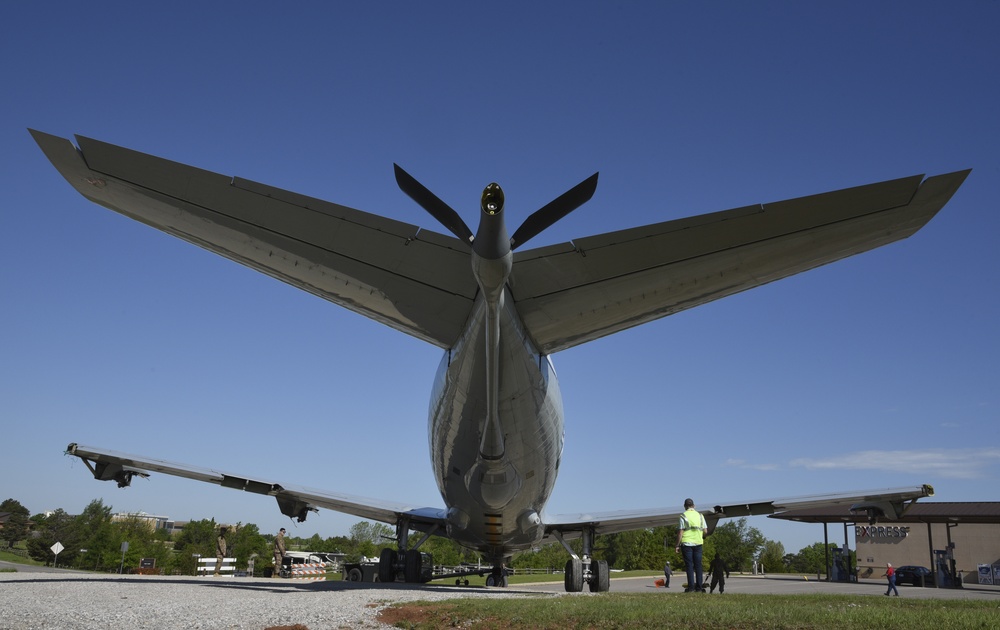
[708,552,728,593]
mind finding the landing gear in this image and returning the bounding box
[485,564,510,587]
[554,527,610,593]
[404,549,423,583]
[378,548,396,583]
[376,516,441,584]
[565,557,583,592]
[590,559,609,593]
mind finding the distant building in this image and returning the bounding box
[771,502,1000,586]
[111,512,171,531]
[165,520,187,535]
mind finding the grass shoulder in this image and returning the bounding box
[0,549,43,566]
[379,592,997,629]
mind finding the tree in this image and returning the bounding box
[172,518,218,575]
[603,528,671,571]
[511,541,570,571]
[709,518,764,573]
[73,499,116,571]
[302,533,323,550]
[26,509,84,567]
[786,542,837,574]
[227,523,268,571]
[0,498,31,547]
[758,540,785,574]
[347,521,393,560]
[421,534,470,567]
[110,513,171,572]
[322,535,351,553]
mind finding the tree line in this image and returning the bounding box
[1,497,843,575]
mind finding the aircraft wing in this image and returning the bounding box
[512,171,970,354]
[542,484,934,540]
[65,443,449,534]
[33,130,969,356]
[30,130,476,349]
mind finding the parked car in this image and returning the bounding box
[894,565,933,586]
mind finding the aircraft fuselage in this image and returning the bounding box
[428,192,565,561]
[429,289,564,558]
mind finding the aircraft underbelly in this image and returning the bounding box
[429,293,564,553]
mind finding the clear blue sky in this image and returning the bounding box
[2,2,997,556]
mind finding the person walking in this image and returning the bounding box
[663,560,672,588]
[273,527,286,577]
[675,498,708,592]
[884,562,899,596]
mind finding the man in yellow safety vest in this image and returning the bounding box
[675,498,708,592]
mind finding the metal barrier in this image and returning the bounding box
[197,557,237,576]
[288,562,327,581]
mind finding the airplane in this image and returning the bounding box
[32,130,965,591]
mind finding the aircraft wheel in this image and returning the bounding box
[404,549,422,583]
[565,558,583,592]
[485,574,496,587]
[378,548,396,583]
[347,568,362,582]
[589,559,610,592]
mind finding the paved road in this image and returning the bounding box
[3,560,996,602]
[517,573,1000,601]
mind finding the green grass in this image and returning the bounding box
[0,549,42,566]
[379,592,1000,629]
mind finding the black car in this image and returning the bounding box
[894,565,933,586]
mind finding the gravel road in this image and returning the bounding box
[0,572,551,629]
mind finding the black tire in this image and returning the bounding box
[485,574,496,587]
[565,558,583,592]
[589,559,610,592]
[404,549,422,583]
[347,568,362,582]
[378,548,396,583]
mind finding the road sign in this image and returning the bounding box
[50,542,64,555]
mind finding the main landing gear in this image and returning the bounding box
[377,547,428,583]
[376,517,437,584]
[484,565,510,588]
[554,527,610,592]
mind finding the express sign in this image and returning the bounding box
[856,525,909,539]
